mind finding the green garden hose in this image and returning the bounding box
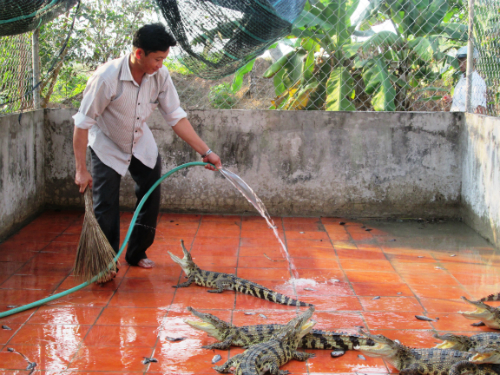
[0,161,212,318]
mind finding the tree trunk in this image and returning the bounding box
[41,47,68,108]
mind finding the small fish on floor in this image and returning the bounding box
[142,357,158,364]
[259,314,267,319]
[212,354,222,364]
[331,350,345,357]
[2,325,12,330]
[165,337,186,342]
[415,315,437,322]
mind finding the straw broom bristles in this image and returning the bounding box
[74,188,117,284]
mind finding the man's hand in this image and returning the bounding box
[204,152,222,171]
[474,105,487,115]
[75,169,93,193]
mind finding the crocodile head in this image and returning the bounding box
[469,346,500,364]
[433,333,470,351]
[273,306,316,347]
[355,328,402,361]
[184,306,234,341]
[459,296,500,329]
[168,240,197,277]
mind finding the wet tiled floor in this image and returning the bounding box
[0,210,499,374]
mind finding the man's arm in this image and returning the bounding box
[172,118,222,170]
[73,127,92,193]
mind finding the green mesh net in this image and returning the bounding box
[156,0,306,79]
[0,0,78,36]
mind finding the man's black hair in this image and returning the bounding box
[133,23,177,55]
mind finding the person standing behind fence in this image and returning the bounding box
[443,46,487,114]
[72,23,222,281]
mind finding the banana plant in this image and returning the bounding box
[354,0,467,110]
[262,0,361,110]
[261,0,468,111]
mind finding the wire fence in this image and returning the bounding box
[0,33,34,114]
[474,0,500,116]
[0,0,499,116]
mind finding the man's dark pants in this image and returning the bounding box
[90,148,161,266]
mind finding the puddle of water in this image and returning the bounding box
[219,167,298,279]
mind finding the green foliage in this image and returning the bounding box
[231,59,255,92]
[208,83,238,109]
[265,0,468,112]
[164,58,192,76]
[38,0,157,106]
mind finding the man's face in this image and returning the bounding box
[135,48,170,74]
[458,57,467,73]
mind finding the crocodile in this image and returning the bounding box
[185,306,375,350]
[169,240,312,307]
[449,347,500,375]
[480,294,500,302]
[459,296,500,329]
[356,328,471,375]
[213,306,316,375]
[433,332,500,351]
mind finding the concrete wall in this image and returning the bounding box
[461,113,500,248]
[44,109,462,218]
[0,110,45,240]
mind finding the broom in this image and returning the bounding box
[74,188,117,284]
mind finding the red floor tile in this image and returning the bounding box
[0,211,497,373]
[295,281,355,297]
[430,312,493,332]
[297,296,363,312]
[0,343,76,371]
[236,267,291,281]
[148,347,227,374]
[336,248,387,261]
[8,323,90,347]
[363,312,433,330]
[340,259,395,272]
[47,290,115,307]
[418,298,469,313]
[369,329,438,348]
[359,296,424,313]
[109,291,175,308]
[84,325,158,347]
[28,306,103,325]
[344,270,403,284]
[1,275,64,291]
[172,287,235,310]
[410,284,470,300]
[238,255,290,269]
[69,346,152,372]
[0,322,21,344]
[351,282,414,297]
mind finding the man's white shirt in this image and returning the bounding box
[450,71,487,112]
[73,53,187,176]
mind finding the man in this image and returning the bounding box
[443,46,487,114]
[73,23,221,280]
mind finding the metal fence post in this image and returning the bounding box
[465,0,475,113]
[32,28,41,110]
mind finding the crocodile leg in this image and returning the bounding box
[258,356,282,375]
[207,278,234,293]
[293,351,316,361]
[173,275,194,288]
[400,364,428,375]
[449,361,478,375]
[213,354,242,373]
[202,335,235,350]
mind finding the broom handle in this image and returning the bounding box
[0,162,215,318]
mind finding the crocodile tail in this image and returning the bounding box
[234,279,313,307]
[480,293,500,302]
